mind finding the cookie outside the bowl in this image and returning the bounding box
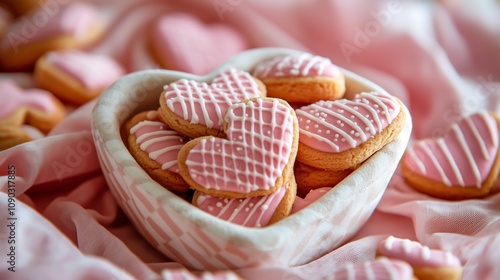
[402,111,500,200]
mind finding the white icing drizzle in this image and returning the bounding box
[253,53,333,77]
[384,236,395,250]
[445,251,456,266]
[451,123,482,187]
[164,68,261,129]
[197,186,286,227]
[419,141,453,186]
[130,120,186,171]
[408,111,498,188]
[344,263,356,280]
[186,99,294,193]
[296,91,399,152]
[401,239,412,254]
[363,261,376,280]
[422,246,431,260]
[436,138,465,186]
[406,148,427,174]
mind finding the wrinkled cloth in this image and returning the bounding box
[1,0,500,279]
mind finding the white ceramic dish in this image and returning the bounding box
[91,48,412,270]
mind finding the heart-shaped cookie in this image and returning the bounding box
[402,111,500,199]
[158,68,266,139]
[193,178,296,228]
[252,53,345,104]
[377,236,462,280]
[295,91,404,171]
[126,111,190,193]
[0,80,65,133]
[149,13,248,75]
[178,98,298,198]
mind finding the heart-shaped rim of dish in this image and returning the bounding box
[92,47,412,260]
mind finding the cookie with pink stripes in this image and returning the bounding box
[402,111,500,199]
[252,52,345,104]
[295,91,405,171]
[126,110,190,192]
[158,68,266,139]
[178,98,298,199]
[193,179,296,227]
[0,2,103,71]
[377,236,462,280]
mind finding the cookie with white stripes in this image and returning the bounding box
[158,68,266,139]
[252,52,345,104]
[178,98,298,199]
[126,110,190,192]
[295,91,405,171]
[192,177,297,227]
[402,111,500,199]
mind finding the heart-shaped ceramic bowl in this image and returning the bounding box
[92,48,412,270]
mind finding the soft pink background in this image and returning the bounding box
[1,0,500,279]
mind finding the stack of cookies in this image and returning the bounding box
[124,52,406,227]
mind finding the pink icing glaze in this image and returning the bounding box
[252,53,341,78]
[164,68,262,131]
[1,2,98,52]
[185,98,295,193]
[291,187,332,214]
[404,111,498,188]
[378,236,461,268]
[44,50,125,89]
[196,185,287,227]
[0,80,55,119]
[130,120,188,173]
[296,91,400,153]
[150,13,247,75]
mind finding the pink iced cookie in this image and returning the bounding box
[252,52,345,103]
[0,80,65,133]
[178,98,298,199]
[0,2,103,71]
[35,50,125,105]
[378,236,462,280]
[291,187,331,214]
[126,111,189,192]
[158,68,266,139]
[402,111,500,199]
[194,182,296,227]
[295,91,405,171]
[149,13,248,75]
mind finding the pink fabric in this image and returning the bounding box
[1,0,500,279]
